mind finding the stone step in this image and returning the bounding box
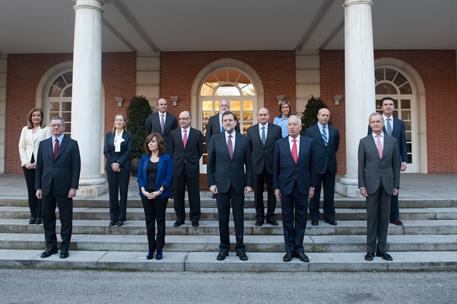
[2,206,457,221]
[1,218,457,236]
[0,233,455,252]
[1,249,455,272]
[1,198,456,209]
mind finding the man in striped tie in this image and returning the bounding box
[358,112,400,262]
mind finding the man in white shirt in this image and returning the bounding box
[146,98,178,153]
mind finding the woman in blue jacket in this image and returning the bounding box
[104,114,132,227]
[137,133,173,260]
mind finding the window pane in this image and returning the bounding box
[376,83,397,94]
[62,86,72,97]
[399,83,412,94]
[63,72,72,84]
[62,112,71,122]
[240,84,255,96]
[404,121,411,131]
[375,68,384,81]
[407,154,412,163]
[401,110,411,120]
[230,101,241,111]
[376,99,382,111]
[243,100,254,111]
[385,68,397,82]
[61,102,72,111]
[64,123,71,133]
[406,131,411,141]
[50,102,60,111]
[53,76,66,90]
[393,72,408,88]
[402,99,411,109]
[200,83,214,96]
[215,85,240,96]
[202,100,214,112]
[49,85,61,97]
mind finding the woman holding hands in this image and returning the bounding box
[18,108,51,224]
[137,133,173,260]
[104,114,132,227]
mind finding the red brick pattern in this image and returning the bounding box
[320,50,457,173]
[5,53,136,173]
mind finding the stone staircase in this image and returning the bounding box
[0,197,456,272]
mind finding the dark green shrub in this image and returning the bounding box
[126,95,152,162]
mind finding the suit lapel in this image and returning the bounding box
[368,136,382,160]
[55,136,69,160]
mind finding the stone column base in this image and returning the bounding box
[335,177,362,198]
[77,183,107,197]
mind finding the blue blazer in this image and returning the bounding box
[137,153,173,199]
[272,135,317,196]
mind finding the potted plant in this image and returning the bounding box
[126,95,153,175]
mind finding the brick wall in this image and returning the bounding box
[160,51,296,119]
[320,50,457,173]
[4,52,136,173]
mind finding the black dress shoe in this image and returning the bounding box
[29,218,36,224]
[174,221,184,227]
[236,250,248,261]
[146,251,154,260]
[216,251,228,261]
[324,219,337,226]
[283,252,294,262]
[35,218,42,225]
[255,218,264,226]
[191,221,199,227]
[110,220,117,226]
[266,218,279,226]
[40,248,57,258]
[365,252,374,261]
[376,252,393,261]
[311,219,319,226]
[59,250,69,259]
[296,252,309,263]
[117,221,124,227]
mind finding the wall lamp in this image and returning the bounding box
[115,96,124,107]
[171,96,179,107]
[333,95,343,106]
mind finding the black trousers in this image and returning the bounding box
[173,170,201,223]
[309,171,336,221]
[366,185,391,254]
[22,167,41,219]
[216,186,245,252]
[254,168,276,220]
[141,196,168,252]
[42,189,73,251]
[281,182,308,254]
[106,168,130,222]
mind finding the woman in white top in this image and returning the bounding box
[103,114,132,226]
[18,108,51,224]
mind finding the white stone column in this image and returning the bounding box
[336,0,376,197]
[72,0,106,196]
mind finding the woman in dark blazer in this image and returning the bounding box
[104,114,132,227]
[137,133,173,260]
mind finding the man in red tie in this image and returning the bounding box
[35,117,81,259]
[169,111,204,227]
[207,111,252,261]
[273,115,317,262]
[358,112,400,262]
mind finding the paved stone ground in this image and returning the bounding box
[0,269,456,304]
[2,173,457,200]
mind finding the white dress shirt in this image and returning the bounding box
[113,130,124,152]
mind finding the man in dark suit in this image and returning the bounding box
[359,112,400,262]
[146,97,178,153]
[273,115,316,263]
[35,117,81,259]
[205,99,240,145]
[247,107,282,226]
[170,111,204,227]
[305,108,340,226]
[207,111,252,261]
[368,97,407,226]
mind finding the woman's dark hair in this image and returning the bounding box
[143,132,166,155]
[277,100,291,118]
[27,108,45,129]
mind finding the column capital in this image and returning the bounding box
[73,0,107,12]
[342,0,374,8]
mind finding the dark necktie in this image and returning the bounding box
[261,126,266,145]
[227,134,234,159]
[53,138,60,160]
[321,125,328,146]
[160,114,165,134]
[386,117,392,135]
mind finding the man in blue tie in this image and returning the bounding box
[368,97,408,226]
[305,108,340,226]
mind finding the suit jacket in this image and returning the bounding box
[103,130,132,171]
[368,117,407,163]
[358,134,401,195]
[35,136,81,196]
[205,113,241,144]
[18,126,51,166]
[137,153,173,199]
[247,123,282,175]
[207,132,252,193]
[170,127,204,177]
[146,112,178,152]
[305,124,340,175]
[272,135,317,195]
